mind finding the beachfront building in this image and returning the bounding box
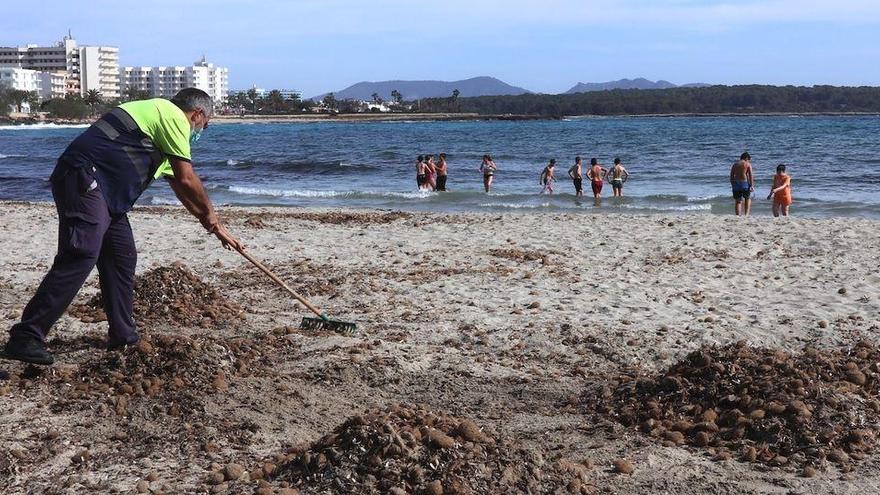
[38,72,68,100]
[79,46,121,99]
[0,35,120,98]
[229,86,302,100]
[0,67,42,113]
[121,57,229,103]
[0,67,42,92]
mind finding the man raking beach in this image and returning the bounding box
[2,88,243,365]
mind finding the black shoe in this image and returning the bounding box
[2,335,54,365]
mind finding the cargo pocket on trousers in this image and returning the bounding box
[62,210,102,257]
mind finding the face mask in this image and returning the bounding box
[190,112,206,144]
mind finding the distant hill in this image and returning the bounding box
[315,76,531,101]
[565,78,709,94]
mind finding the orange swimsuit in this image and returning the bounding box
[773,174,792,206]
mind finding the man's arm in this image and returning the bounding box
[747,165,754,190]
[166,157,243,251]
[568,166,575,179]
[622,167,629,181]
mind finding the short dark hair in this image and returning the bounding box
[741,152,751,161]
[776,164,786,173]
[439,153,446,159]
[549,159,556,165]
[171,88,214,117]
[417,155,424,162]
[590,158,598,166]
[614,157,621,164]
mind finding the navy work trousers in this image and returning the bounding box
[10,162,138,346]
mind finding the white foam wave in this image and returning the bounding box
[226,186,436,200]
[149,197,182,206]
[686,195,715,202]
[0,153,26,159]
[0,123,89,131]
[621,203,712,212]
[479,202,551,209]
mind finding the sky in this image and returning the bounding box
[2,0,879,97]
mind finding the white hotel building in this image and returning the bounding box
[0,36,120,99]
[122,57,229,103]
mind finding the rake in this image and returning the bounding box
[235,247,357,333]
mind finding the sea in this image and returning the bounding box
[1,116,879,218]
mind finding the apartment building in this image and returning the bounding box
[0,67,42,92]
[0,36,120,98]
[122,57,229,103]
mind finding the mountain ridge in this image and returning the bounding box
[565,78,710,94]
[313,76,531,101]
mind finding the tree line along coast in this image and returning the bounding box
[4,85,880,122]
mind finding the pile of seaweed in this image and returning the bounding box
[70,262,242,328]
[584,341,880,473]
[264,404,592,494]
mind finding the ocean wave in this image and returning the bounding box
[621,203,712,212]
[0,123,90,130]
[479,202,552,209]
[0,154,26,159]
[148,197,182,206]
[225,186,434,200]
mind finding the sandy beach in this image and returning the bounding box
[2,201,880,494]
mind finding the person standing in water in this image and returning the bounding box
[539,159,556,194]
[425,154,437,191]
[568,156,583,197]
[415,155,429,190]
[730,152,754,216]
[767,164,792,217]
[480,154,497,193]
[609,158,629,197]
[435,153,448,191]
[586,158,607,199]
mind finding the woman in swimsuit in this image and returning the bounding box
[425,154,437,191]
[539,159,556,194]
[767,164,792,217]
[480,154,497,193]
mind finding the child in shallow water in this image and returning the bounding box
[767,164,792,217]
[539,159,556,194]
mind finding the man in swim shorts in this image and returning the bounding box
[730,152,754,216]
[435,153,448,191]
[609,158,629,197]
[539,159,556,194]
[587,158,607,198]
[568,156,583,197]
[415,155,428,190]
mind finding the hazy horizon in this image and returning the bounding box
[3,0,879,96]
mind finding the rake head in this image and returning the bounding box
[301,315,357,334]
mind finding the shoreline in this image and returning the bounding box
[4,111,878,127]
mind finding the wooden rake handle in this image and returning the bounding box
[235,247,326,319]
